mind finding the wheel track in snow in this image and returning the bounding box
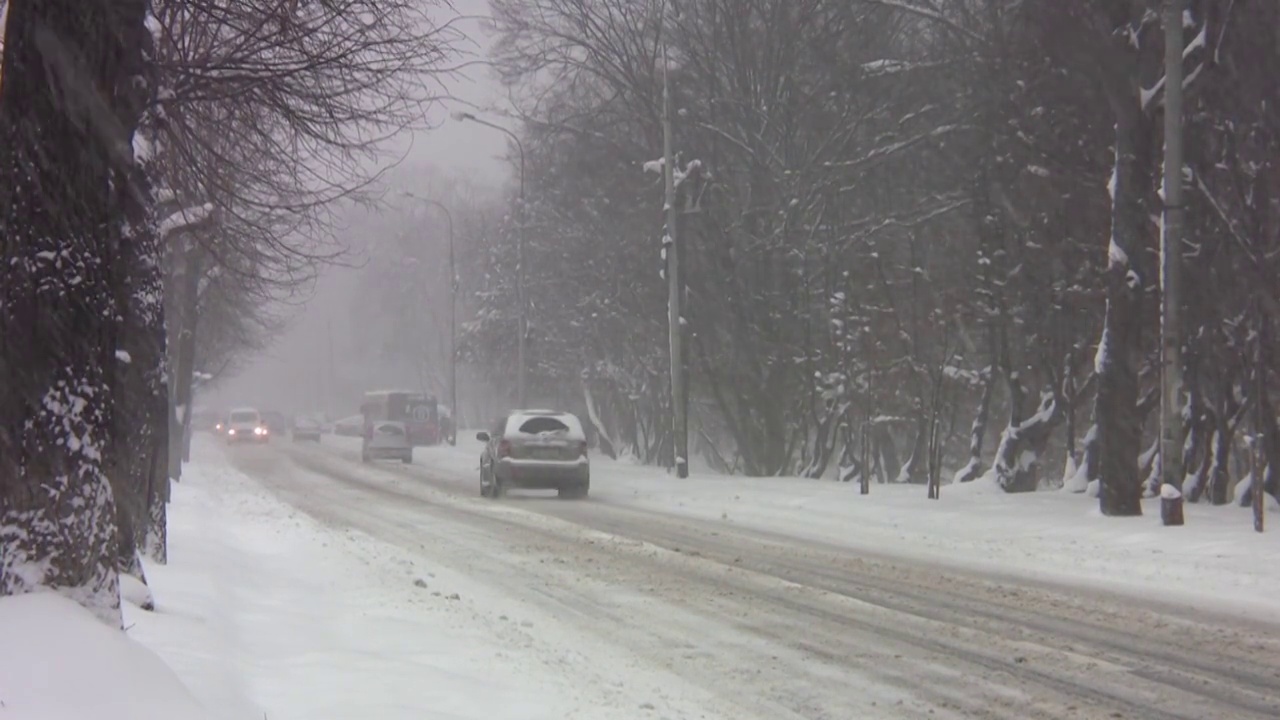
[579,506,1280,718]
[298,439,1280,708]
[287,442,1280,718]
[235,448,971,719]
[241,443,1278,719]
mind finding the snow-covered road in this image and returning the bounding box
[221,438,1280,720]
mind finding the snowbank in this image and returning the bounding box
[0,592,204,720]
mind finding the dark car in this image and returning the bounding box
[291,415,323,443]
[476,410,589,499]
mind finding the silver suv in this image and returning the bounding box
[361,420,413,464]
[476,410,589,499]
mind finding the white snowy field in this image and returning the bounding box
[327,433,1280,620]
[113,457,679,720]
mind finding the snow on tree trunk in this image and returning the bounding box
[1138,437,1160,497]
[895,412,930,485]
[1095,103,1152,517]
[145,490,168,565]
[1181,393,1212,502]
[992,388,1063,493]
[802,400,848,479]
[953,369,994,483]
[0,0,149,626]
[836,419,862,484]
[108,0,167,574]
[1064,423,1099,493]
[581,381,617,460]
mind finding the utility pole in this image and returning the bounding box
[449,208,458,443]
[453,111,527,408]
[516,187,527,409]
[327,317,336,419]
[1159,0,1185,523]
[662,41,688,479]
[403,192,458,445]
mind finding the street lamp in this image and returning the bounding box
[452,110,528,408]
[402,192,457,446]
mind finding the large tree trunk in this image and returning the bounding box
[108,0,166,577]
[0,0,145,625]
[168,241,202,481]
[1095,95,1153,517]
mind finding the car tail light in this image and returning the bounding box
[498,439,511,458]
[579,440,588,457]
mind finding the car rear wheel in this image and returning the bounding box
[401,453,412,464]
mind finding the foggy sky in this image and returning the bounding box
[205,0,509,416]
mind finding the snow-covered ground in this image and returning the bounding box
[0,593,204,720]
[327,433,1280,620]
[118,455,706,720]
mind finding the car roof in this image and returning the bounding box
[229,407,258,414]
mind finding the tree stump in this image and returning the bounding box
[1160,484,1185,526]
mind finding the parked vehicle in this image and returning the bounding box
[291,415,323,443]
[476,410,589,499]
[224,407,270,445]
[361,420,413,464]
[360,390,442,447]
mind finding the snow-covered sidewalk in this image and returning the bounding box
[328,434,1280,620]
[121,455,612,720]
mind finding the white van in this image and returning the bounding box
[225,407,269,444]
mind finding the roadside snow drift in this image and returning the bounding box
[0,592,204,720]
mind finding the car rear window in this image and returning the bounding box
[230,412,257,423]
[517,416,570,434]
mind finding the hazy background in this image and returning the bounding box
[204,0,507,421]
